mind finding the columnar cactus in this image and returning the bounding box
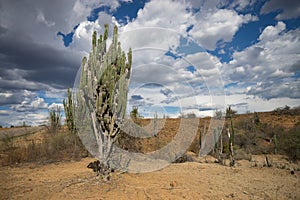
[63,87,75,133]
[228,106,235,166]
[49,106,61,134]
[75,24,132,167]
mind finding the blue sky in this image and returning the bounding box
[0,0,299,126]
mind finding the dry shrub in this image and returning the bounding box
[277,122,300,162]
[39,131,88,162]
[0,128,88,166]
[115,131,143,152]
[187,131,201,154]
[0,134,25,165]
[234,148,252,161]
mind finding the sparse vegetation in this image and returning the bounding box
[130,106,139,119]
[0,109,299,169]
[277,122,300,161]
[186,112,197,118]
[48,106,62,134]
[226,106,237,118]
[272,105,300,116]
[253,112,260,125]
[63,87,76,134]
[1,133,15,151]
[0,127,88,166]
[214,110,223,120]
[179,112,197,118]
[227,106,235,166]
[130,106,145,126]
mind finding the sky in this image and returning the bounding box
[0,0,299,127]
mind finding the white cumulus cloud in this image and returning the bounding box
[223,21,300,99]
[190,9,257,50]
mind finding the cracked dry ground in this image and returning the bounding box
[1,157,299,200]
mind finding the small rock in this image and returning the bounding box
[226,193,235,198]
[170,180,177,188]
[290,170,295,175]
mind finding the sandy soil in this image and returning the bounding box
[1,112,299,200]
[1,155,299,200]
